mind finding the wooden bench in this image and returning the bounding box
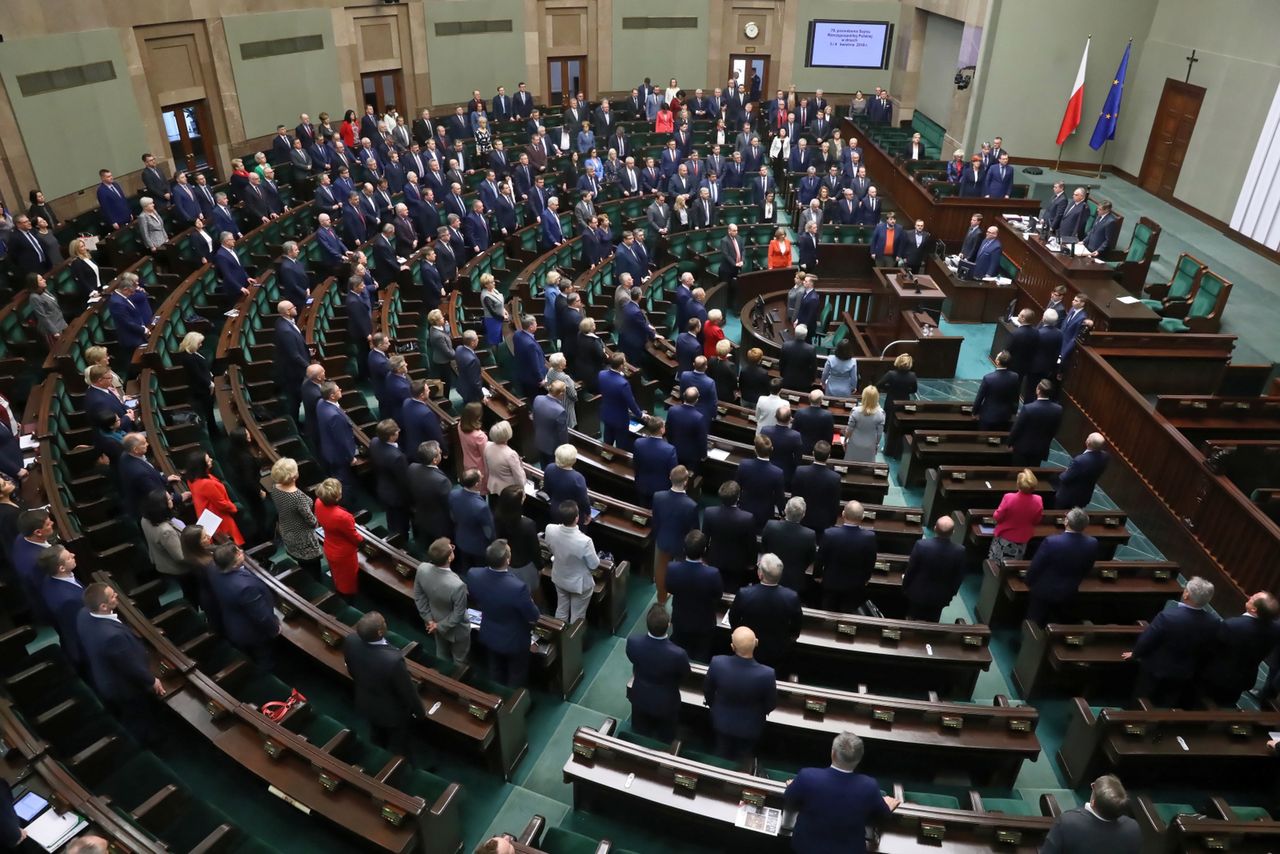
[1155,395,1280,442]
[1011,621,1145,699]
[976,558,1181,625]
[900,431,1012,487]
[922,465,1062,523]
[952,507,1131,564]
[885,400,982,457]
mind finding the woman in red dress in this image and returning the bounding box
[314,477,363,595]
[184,451,244,545]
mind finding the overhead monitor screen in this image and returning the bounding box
[806,20,893,69]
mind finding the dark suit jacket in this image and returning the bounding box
[369,438,410,509]
[118,453,167,517]
[1007,323,1039,378]
[779,339,817,392]
[702,505,758,581]
[317,400,356,470]
[666,559,724,638]
[652,489,698,556]
[1133,603,1221,683]
[1205,615,1278,697]
[345,291,373,343]
[76,609,154,701]
[737,458,785,529]
[1054,449,1109,510]
[466,566,540,654]
[791,464,841,531]
[301,380,324,446]
[973,369,1021,428]
[407,463,453,540]
[40,577,85,664]
[626,633,691,720]
[761,520,817,592]
[449,489,494,558]
[544,464,590,523]
[816,524,878,596]
[455,346,483,404]
[739,364,771,407]
[1009,398,1063,462]
[902,537,968,610]
[1025,531,1099,604]
[705,654,776,740]
[728,582,802,668]
[341,634,421,726]
[598,369,642,429]
[665,404,708,470]
[1041,808,1140,854]
[1058,201,1088,242]
[633,436,679,503]
[275,317,310,387]
[762,425,803,487]
[209,565,278,648]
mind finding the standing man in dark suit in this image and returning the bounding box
[77,582,164,745]
[626,605,691,741]
[797,221,820,272]
[958,213,984,262]
[1084,201,1120,256]
[449,469,495,570]
[761,498,818,594]
[369,420,411,538]
[791,440,841,533]
[676,356,718,423]
[786,734,900,853]
[794,390,835,457]
[666,387,708,474]
[1202,591,1279,707]
[1009,379,1062,466]
[1057,188,1089,243]
[816,501,879,612]
[728,555,803,670]
[1053,433,1110,509]
[1025,508,1099,626]
[208,543,280,669]
[37,546,85,669]
[702,481,758,594]
[1006,309,1039,394]
[970,225,1003,279]
[705,626,777,762]
[117,434,180,518]
[300,365,326,451]
[316,382,357,501]
[633,417,679,507]
[972,351,1021,429]
[780,329,817,391]
[454,330,484,405]
[467,540,541,687]
[901,219,933,273]
[1040,775,1141,853]
[651,465,699,602]
[342,611,424,760]
[795,275,821,338]
[1040,182,1068,234]
[1058,294,1093,364]
[901,517,968,621]
[762,405,804,487]
[345,276,375,380]
[598,353,644,451]
[408,442,453,547]
[719,223,745,291]
[738,435,786,531]
[275,300,310,422]
[532,381,569,467]
[1122,577,1220,708]
[511,315,547,398]
[665,531,724,662]
[398,380,442,457]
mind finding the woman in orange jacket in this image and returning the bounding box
[314,477,364,595]
[767,227,793,269]
[184,451,244,545]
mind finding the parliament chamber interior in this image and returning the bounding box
[1,0,1280,851]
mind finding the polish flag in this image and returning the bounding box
[1056,37,1090,145]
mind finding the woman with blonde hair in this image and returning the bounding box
[671,194,690,232]
[877,352,918,457]
[68,237,102,303]
[484,420,526,497]
[458,402,489,490]
[268,457,323,577]
[989,469,1044,561]
[767,227,793,270]
[545,353,578,429]
[82,345,124,394]
[314,477,363,595]
[843,385,885,463]
[480,273,507,347]
[175,330,217,433]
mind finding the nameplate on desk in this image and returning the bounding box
[874,560,889,573]
[263,737,284,758]
[392,561,413,578]
[919,823,946,841]
[599,449,615,461]
[995,829,1023,845]
[631,514,648,526]
[741,789,767,807]
[1063,635,1085,647]
[468,703,491,720]
[862,510,876,521]
[940,715,963,731]
[804,698,827,716]
[880,628,901,643]
[319,628,341,647]
[381,804,407,826]
[1228,723,1251,738]
[835,622,858,637]
[950,471,968,481]
[1122,723,1147,737]
[1103,516,1121,527]
[985,436,1002,446]
[1152,569,1171,581]
[1008,719,1033,733]
[962,634,984,647]
[532,624,553,641]
[1098,568,1119,581]
[905,514,921,525]
[1055,516,1066,526]
[1190,401,1210,410]
[924,435,940,444]
[318,771,340,792]
[571,741,595,760]
[205,699,229,720]
[872,708,895,725]
[872,469,887,479]
[981,516,996,527]
[673,772,698,791]
[903,404,918,412]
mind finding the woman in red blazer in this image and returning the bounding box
[184,451,244,545]
[314,477,363,595]
[767,227,793,269]
[989,469,1044,561]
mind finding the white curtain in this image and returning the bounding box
[1230,78,1280,250]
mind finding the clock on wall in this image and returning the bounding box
[744,21,760,39]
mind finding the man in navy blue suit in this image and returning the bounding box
[118,434,179,518]
[737,434,785,531]
[674,317,702,374]
[540,197,566,249]
[983,153,1014,198]
[1123,577,1220,707]
[786,733,899,854]
[632,417,678,507]
[676,356,718,424]
[1203,592,1279,707]
[274,300,310,422]
[467,540,541,687]
[208,543,279,669]
[666,387,708,474]
[449,469,495,570]
[214,232,255,302]
[1053,433,1110,509]
[399,380,443,456]
[652,465,699,602]
[316,381,357,502]
[598,353,643,451]
[971,225,1004,279]
[762,405,804,488]
[816,501,879,613]
[211,192,240,240]
[797,221,820,272]
[277,241,311,305]
[1084,201,1119,256]
[795,276,821,337]
[973,351,1021,429]
[728,555,802,670]
[96,169,133,230]
[1008,379,1062,466]
[1057,188,1089,244]
[702,482,758,593]
[545,445,591,526]
[1006,309,1039,392]
[617,289,656,368]
[454,330,484,405]
[511,315,546,398]
[106,274,154,359]
[705,625,776,761]
[38,546,85,668]
[791,440,842,532]
[345,276,374,380]
[901,517,968,621]
[1058,294,1093,364]
[1025,508,1099,626]
[793,390,835,458]
[626,605,692,740]
[77,581,164,744]
[664,531,724,662]
[532,382,569,467]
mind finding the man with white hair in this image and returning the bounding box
[785,732,900,853]
[728,553,802,670]
[1025,507,1098,626]
[1123,576,1219,708]
[760,496,817,593]
[275,300,310,421]
[1053,433,1110,509]
[1026,308,1063,402]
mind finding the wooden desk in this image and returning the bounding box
[922,466,1061,523]
[953,508,1131,563]
[885,400,981,458]
[1011,621,1144,700]
[976,559,1181,626]
[1021,232,1117,281]
[875,269,946,320]
[899,431,1012,487]
[925,256,1018,323]
[716,595,991,699]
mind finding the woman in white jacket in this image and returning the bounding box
[768,127,792,190]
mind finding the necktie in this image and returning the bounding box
[733,239,740,263]
[28,233,44,261]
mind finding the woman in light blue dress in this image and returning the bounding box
[821,337,858,399]
[844,385,886,463]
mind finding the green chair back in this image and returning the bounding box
[1126,223,1152,263]
[1188,271,1224,318]
[1168,254,1203,300]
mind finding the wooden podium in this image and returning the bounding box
[875,268,946,320]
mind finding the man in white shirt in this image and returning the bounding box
[545,500,600,624]
[755,378,786,434]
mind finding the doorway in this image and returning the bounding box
[728,55,769,102]
[361,70,406,115]
[1138,79,1205,198]
[548,57,586,107]
[162,101,216,173]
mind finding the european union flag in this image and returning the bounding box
[1089,41,1132,150]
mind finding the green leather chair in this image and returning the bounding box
[1141,252,1206,313]
[1159,270,1231,333]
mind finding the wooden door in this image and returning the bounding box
[361,70,406,115]
[729,55,769,102]
[161,101,216,173]
[548,57,586,107]
[1138,79,1205,197]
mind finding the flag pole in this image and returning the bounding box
[1055,142,1064,171]
[1096,141,1108,178]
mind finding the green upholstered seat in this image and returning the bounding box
[1160,270,1226,332]
[904,791,961,809]
[1144,253,1203,309]
[97,754,181,810]
[982,797,1038,816]
[390,763,452,803]
[680,746,740,771]
[1154,802,1198,824]
[1228,805,1273,822]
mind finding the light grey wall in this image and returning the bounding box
[1108,0,1280,223]
[612,0,710,92]
[0,29,147,198]
[791,0,901,93]
[423,0,526,105]
[971,0,1157,162]
[223,10,342,139]
[915,12,963,124]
